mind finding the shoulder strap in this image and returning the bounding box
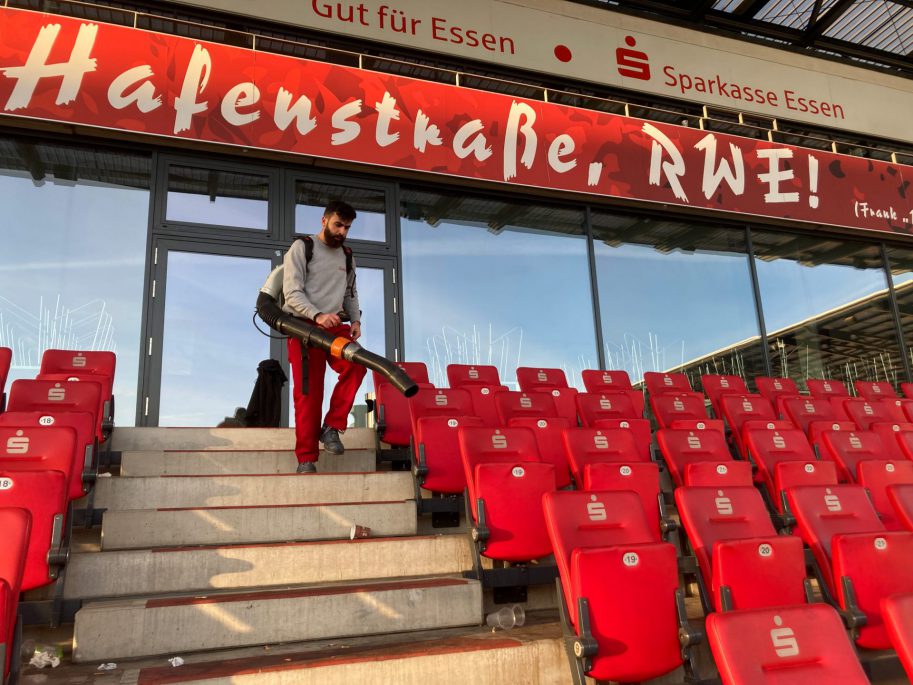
[342,246,353,275]
[296,235,314,265]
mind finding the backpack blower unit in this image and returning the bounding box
[256,266,419,398]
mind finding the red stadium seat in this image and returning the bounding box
[650,392,709,429]
[582,462,663,540]
[592,418,652,462]
[818,429,889,483]
[495,391,558,424]
[0,425,82,500]
[0,347,10,413]
[743,427,816,504]
[413,415,484,494]
[902,382,913,400]
[806,378,850,399]
[576,392,639,426]
[683,460,753,487]
[644,371,692,396]
[459,426,554,561]
[563,428,645,486]
[38,349,116,427]
[375,380,434,446]
[508,417,573,488]
[719,394,776,457]
[842,397,904,430]
[463,384,509,427]
[882,593,913,681]
[707,604,869,685]
[7,379,104,443]
[0,506,30,681]
[376,361,429,386]
[0,468,68,590]
[701,374,749,419]
[782,396,841,436]
[867,422,913,461]
[888,484,913,531]
[675,486,804,611]
[516,367,568,392]
[807,419,857,453]
[446,364,500,388]
[669,418,726,433]
[754,376,800,413]
[656,427,733,488]
[535,387,580,423]
[771,461,839,512]
[854,380,898,400]
[857,460,913,531]
[408,388,473,441]
[542,490,693,683]
[581,369,632,393]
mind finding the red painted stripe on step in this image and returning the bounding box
[135,635,522,685]
[145,577,469,608]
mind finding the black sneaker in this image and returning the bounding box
[320,426,345,455]
[296,462,317,474]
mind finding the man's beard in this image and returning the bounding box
[327,233,346,247]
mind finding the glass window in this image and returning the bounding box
[886,244,913,382]
[753,230,902,390]
[400,187,596,389]
[592,214,763,391]
[294,181,387,243]
[0,138,150,425]
[166,165,269,230]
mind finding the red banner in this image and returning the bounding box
[1,7,911,235]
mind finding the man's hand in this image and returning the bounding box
[315,312,341,329]
[350,321,362,341]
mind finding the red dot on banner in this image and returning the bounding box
[554,45,572,62]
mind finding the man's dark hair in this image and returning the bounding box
[324,200,357,222]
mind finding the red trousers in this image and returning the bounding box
[287,324,367,463]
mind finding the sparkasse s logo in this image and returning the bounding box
[616,36,651,81]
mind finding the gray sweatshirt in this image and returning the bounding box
[282,236,360,323]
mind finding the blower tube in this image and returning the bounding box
[256,266,419,398]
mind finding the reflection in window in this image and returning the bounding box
[166,166,269,229]
[400,188,595,389]
[294,181,387,243]
[887,245,913,379]
[0,138,150,425]
[754,231,902,390]
[592,214,763,390]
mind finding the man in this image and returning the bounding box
[283,200,366,473]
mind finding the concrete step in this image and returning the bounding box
[120,449,377,476]
[64,535,472,600]
[100,500,418,549]
[72,577,482,662]
[93,472,414,510]
[110,427,376,452]
[122,622,568,685]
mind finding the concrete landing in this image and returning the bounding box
[72,577,482,662]
[99,500,417,549]
[120,449,377,476]
[92,472,414,510]
[64,535,473,600]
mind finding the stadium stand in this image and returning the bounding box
[701,374,749,419]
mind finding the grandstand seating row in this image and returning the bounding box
[375,361,913,684]
[0,347,115,685]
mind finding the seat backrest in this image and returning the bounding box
[888,484,913,532]
[0,347,10,397]
[515,367,568,392]
[0,506,30,679]
[755,376,800,404]
[394,361,430,385]
[856,460,913,531]
[674,485,777,608]
[414,415,484,494]
[772,461,839,511]
[582,462,662,540]
[833,531,913,649]
[39,350,116,399]
[535,387,580,423]
[854,380,898,401]
[745,426,817,501]
[650,392,708,429]
[495,391,558,424]
[818,429,888,482]
[591,418,652,462]
[0,468,68,590]
[458,425,541,489]
[0,425,79,496]
[581,369,633,393]
[576,392,639,426]
[807,419,858,449]
[701,374,749,417]
[902,382,913,400]
[883,593,913,681]
[706,604,870,685]
[7,379,103,440]
[683,460,753,487]
[862,422,913,461]
[446,364,500,388]
[806,378,849,398]
[712,535,808,611]
[508,417,573,488]
[656,427,731,488]
[464,384,509,427]
[785,484,885,594]
[842,398,904,430]
[644,371,692,396]
[720,394,776,434]
[375,381,434,447]
[408,388,473,438]
[782,396,840,435]
[563,428,644,485]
